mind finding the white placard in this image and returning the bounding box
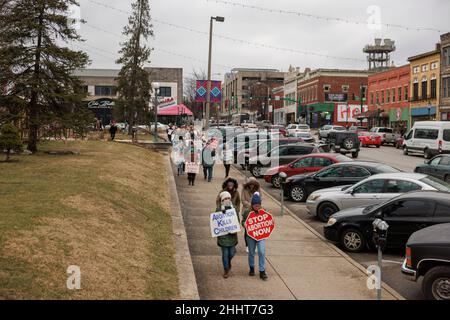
[185,162,200,174]
[210,209,241,238]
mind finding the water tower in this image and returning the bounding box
[363,38,396,71]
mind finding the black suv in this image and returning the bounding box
[402,222,450,300]
[327,131,360,158]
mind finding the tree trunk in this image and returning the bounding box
[27,7,44,153]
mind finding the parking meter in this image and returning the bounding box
[372,218,389,251]
[279,172,288,216]
[372,218,389,300]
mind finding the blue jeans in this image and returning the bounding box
[221,246,236,270]
[203,166,213,181]
[246,236,266,272]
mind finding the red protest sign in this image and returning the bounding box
[244,209,275,241]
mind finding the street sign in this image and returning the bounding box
[244,209,275,241]
[210,209,241,238]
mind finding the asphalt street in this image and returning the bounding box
[237,145,428,300]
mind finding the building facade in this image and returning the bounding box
[73,67,183,125]
[367,65,410,132]
[296,69,369,128]
[440,32,450,121]
[282,67,302,125]
[408,46,441,125]
[271,86,284,124]
[222,68,286,122]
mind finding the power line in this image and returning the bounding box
[85,0,365,62]
[207,0,448,34]
[82,22,234,70]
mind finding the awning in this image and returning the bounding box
[411,106,436,117]
[357,109,389,119]
[157,104,193,116]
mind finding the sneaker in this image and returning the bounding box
[259,271,268,281]
[249,267,255,276]
[246,247,249,253]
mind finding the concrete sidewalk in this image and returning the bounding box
[174,164,403,300]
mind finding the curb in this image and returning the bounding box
[165,154,200,300]
[231,166,405,301]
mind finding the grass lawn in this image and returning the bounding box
[0,141,178,299]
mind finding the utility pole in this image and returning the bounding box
[205,16,224,130]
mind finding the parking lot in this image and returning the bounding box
[236,144,428,300]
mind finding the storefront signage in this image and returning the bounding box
[325,93,347,102]
[87,98,115,109]
[337,104,368,123]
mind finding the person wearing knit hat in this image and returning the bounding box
[216,191,240,279]
[241,177,261,252]
[242,191,268,281]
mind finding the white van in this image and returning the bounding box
[403,121,450,159]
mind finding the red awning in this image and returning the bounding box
[157,104,193,116]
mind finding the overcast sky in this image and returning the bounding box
[76,0,450,81]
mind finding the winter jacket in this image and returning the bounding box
[202,146,216,168]
[241,177,261,211]
[216,205,239,247]
[215,178,241,214]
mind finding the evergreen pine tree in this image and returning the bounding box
[116,0,153,135]
[0,0,89,152]
[0,123,23,161]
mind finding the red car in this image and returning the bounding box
[358,132,381,148]
[264,153,353,188]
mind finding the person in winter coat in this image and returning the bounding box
[215,178,240,214]
[187,140,200,186]
[109,122,118,141]
[242,192,268,281]
[175,136,186,176]
[241,177,261,251]
[222,143,234,178]
[202,138,216,182]
[216,191,240,279]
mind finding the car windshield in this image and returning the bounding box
[298,125,309,129]
[297,133,311,137]
[322,125,332,130]
[420,176,450,192]
[333,126,346,131]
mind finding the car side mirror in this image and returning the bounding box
[425,159,430,164]
[374,211,383,219]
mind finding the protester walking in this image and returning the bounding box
[175,136,186,176]
[216,178,240,213]
[222,143,233,178]
[187,140,199,186]
[242,192,268,281]
[241,177,261,251]
[202,139,216,182]
[109,121,118,141]
[167,123,174,142]
[216,191,240,279]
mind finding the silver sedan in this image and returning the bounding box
[306,173,450,222]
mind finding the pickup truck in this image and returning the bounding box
[402,223,450,300]
[369,127,401,145]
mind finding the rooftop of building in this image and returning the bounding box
[230,68,281,73]
[408,45,441,62]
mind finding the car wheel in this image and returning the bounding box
[403,146,408,155]
[422,266,450,300]
[317,202,339,222]
[395,142,399,149]
[376,145,380,148]
[445,175,450,183]
[250,165,262,178]
[290,185,307,202]
[424,148,432,159]
[271,175,282,188]
[343,138,354,150]
[352,151,359,159]
[340,228,365,253]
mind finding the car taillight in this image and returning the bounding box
[438,140,443,153]
[405,247,412,268]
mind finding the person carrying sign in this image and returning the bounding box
[242,192,268,281]
[216,191,240,279]
[215,178,240,214]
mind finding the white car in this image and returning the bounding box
[287,124,310,136]
[403,121,450,159]
[318,125,346,139]
[306,173,450,222]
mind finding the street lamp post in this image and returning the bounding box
[428,101,432,121]
[205,16,225,130]
[152,82,160,142]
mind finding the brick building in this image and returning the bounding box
[270,85,284,124]
[296,69,369,128]
[222,68,286,122]
[366,65,410,132]
[408,45,440,125]
[440,32,450,121]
